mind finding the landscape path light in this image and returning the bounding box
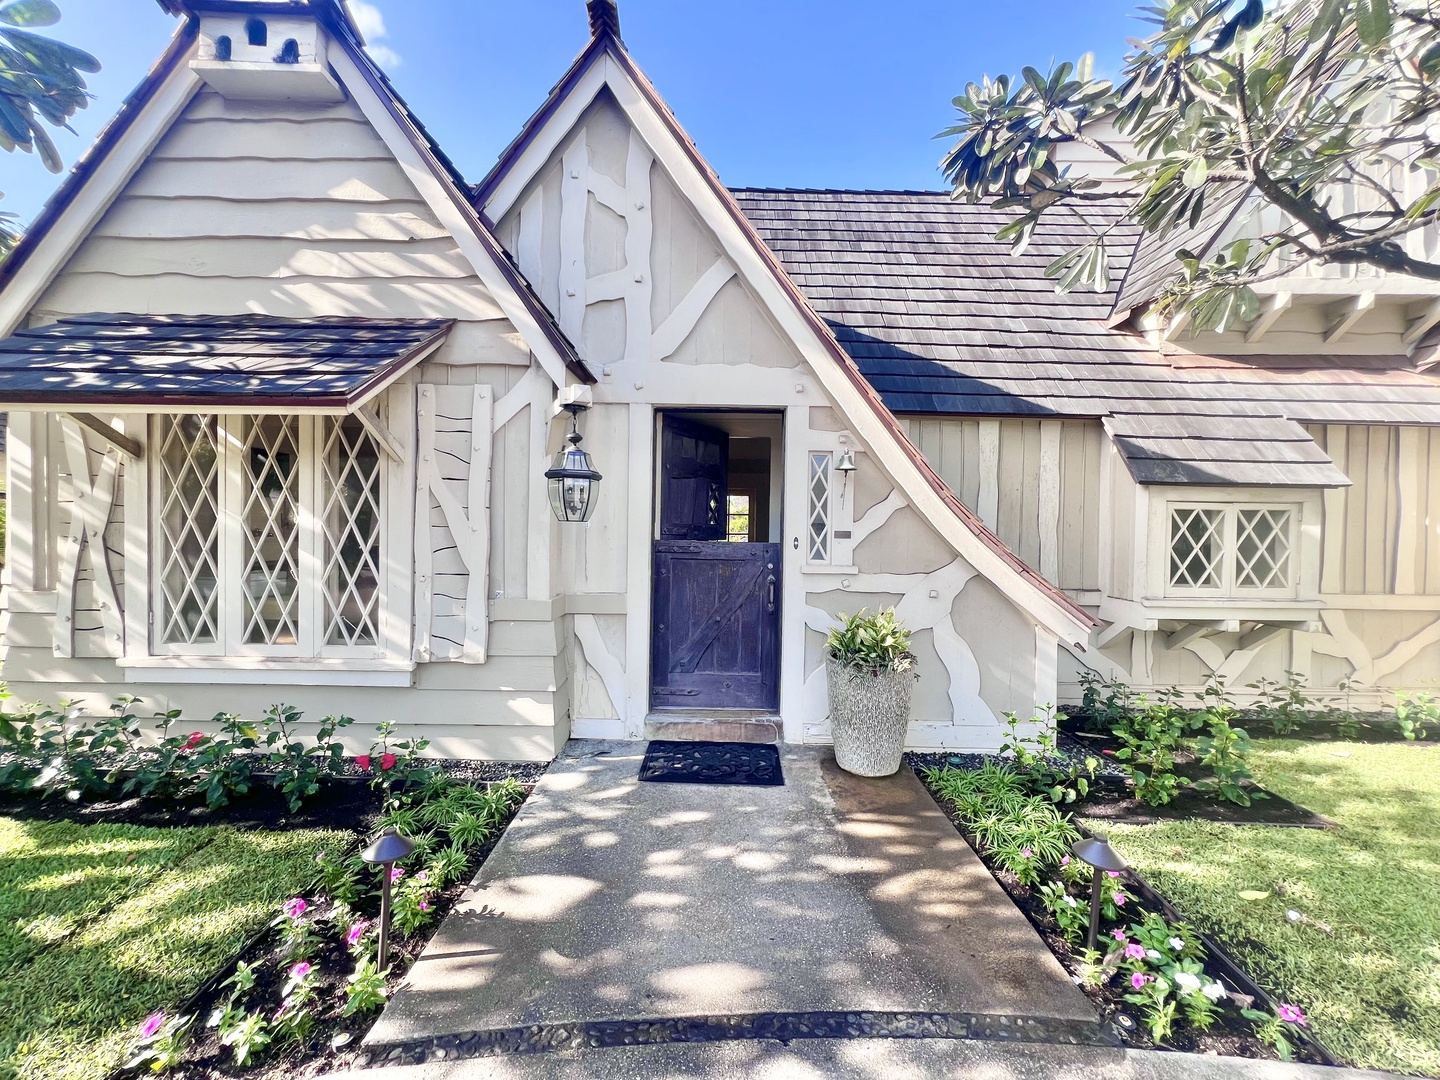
[1072,833,1127,955]
[361,826,416,968]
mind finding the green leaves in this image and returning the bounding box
[825,608,916,675]
[0,2,98,174]
[1353,0,1391,48]
[0,1,60,28]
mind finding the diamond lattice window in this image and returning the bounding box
[1169,507,1223,589]
[808,452,832,562]
[320,416,382,647]
[153,413,387,656]
[240,416,301,645]
[158,415,221,646]
[1235,508,1292,590]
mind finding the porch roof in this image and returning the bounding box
[0,313,452,411]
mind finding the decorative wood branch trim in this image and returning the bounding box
[413,387,436,663]
[494,364,547,433]
[354,401,404,463]
[575,612,627,723]
[585,269,632,303]
[69,413,142,460]
[54,418,124,658]
[558,135,589,344]
[650,257,735,362]
[623,129,654,364]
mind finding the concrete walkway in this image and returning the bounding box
[346,1039,1411,1080]
[365,741,1096,1052]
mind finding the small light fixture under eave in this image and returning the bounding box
[545,403,603,523]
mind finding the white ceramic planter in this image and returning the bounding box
[825,656,915,777]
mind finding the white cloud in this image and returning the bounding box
[348,1,387,40]
[367,43,402,70]
[346,1,401,68]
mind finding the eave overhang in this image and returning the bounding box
[0,313,453,413]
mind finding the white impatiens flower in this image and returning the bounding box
[1146,949,1162,960]
[1201,981,1228,1002]
[1169,937,1186,952]
[1063,895,1079,908]
[1174,972,1203,993]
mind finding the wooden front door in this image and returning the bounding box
[651,415,781,711]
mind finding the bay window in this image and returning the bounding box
[154,413,385,657]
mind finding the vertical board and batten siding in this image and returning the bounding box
[903,417,1104,595]
[1309,424,1440,595]
[5,87,563,759]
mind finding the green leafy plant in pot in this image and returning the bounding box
[825,608,918,777]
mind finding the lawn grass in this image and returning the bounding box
[0,817,348,1080]
[1090,739,1440,1077]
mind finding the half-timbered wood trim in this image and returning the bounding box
[54,418,124,658]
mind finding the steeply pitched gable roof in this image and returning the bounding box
[1,0,593,387]
[475,27,1096,642]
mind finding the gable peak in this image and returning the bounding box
[587,0,622,41]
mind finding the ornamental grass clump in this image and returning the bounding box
[923,762,1080,885]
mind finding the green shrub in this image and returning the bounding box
[1395,690,1437,741]
[1246,671,1316,735]
[998,707,1097,804]
[1112,690,1199,806]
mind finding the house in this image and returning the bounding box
[0,1,1433,762]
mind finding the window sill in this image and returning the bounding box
[801,564,860,576]
[116,656,416,687]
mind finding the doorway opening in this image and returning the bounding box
[650,411,783,713]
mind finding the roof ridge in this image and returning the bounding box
[730,187,953,196]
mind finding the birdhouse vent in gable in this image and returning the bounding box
[193,8,345,102]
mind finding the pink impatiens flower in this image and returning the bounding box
[289,961,312,980]
[415,870,430,885]
[1060,855,1071,866]
[139,1011,166,1040]
[356,754,372,772]
[1106,870,1121,879]
[283,897,308,920]
[1278,1004,1307,1027]
[1124,943,1147,961]
[418,897,431,912]
[1020,847,1033,859]
[1112,928,1128,942]
[390,867,405,883]
[345,920,371,948]
[1130,972,1152,990]
[1113,892,1128,906]
[183,732,204,750]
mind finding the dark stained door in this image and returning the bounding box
[659,416,728,541]
[651,414,781,711]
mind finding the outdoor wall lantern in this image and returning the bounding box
[1072,833,1127,955]
[545,402,603,523]
[361,826,416,967]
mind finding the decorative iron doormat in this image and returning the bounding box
[638,740,784,787]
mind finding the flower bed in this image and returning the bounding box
[125,776,527,1078]
[0,690,539,1079]
[919,761,1325,1065]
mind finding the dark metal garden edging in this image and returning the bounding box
[357,1010,1117,1069]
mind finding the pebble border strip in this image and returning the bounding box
[358,1010,1118,1067]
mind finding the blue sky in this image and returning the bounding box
[3,0,1140,223]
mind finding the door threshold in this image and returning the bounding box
[644,712,782,745]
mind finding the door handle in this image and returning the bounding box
[766,574,777,613]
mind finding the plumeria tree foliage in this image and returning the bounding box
[0,0,99,254]
[940,0,1440,330]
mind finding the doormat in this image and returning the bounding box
[638,740,784,787]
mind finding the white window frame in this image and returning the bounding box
[806,451,834,564]
[148,412,393,661]
[1160,498,1302,601]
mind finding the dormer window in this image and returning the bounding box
[246,18,267,47]
[1165,501,1298,598]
